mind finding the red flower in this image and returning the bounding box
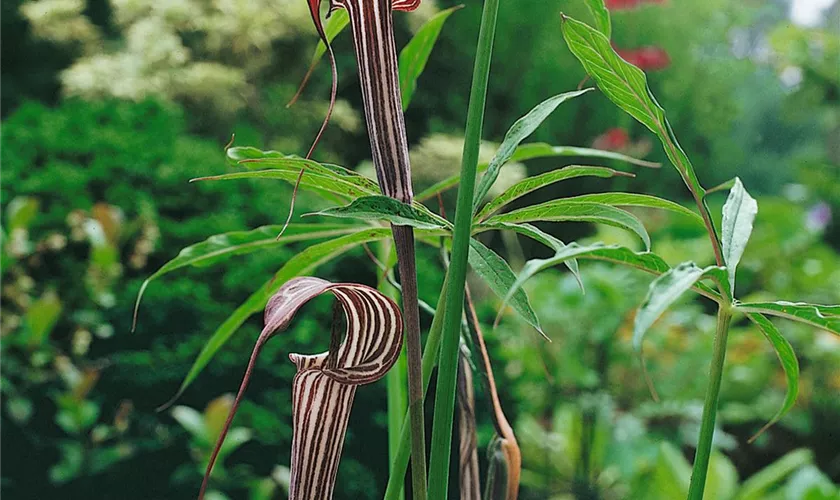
[615,46,671,70]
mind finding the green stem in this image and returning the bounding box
[428,0,500,496]
[687,305,733,499]
[385,276,449,500]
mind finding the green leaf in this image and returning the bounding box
[734,449,812,500]
[563,193,705,226]
[633,262,724,351]
[398,6,462,109]
[192,167,374,201]
[721,178,758,294]
[132,224,362,329]
[509,142,660,168]
[467,239,544,338]
[488,222,583,290]
[493,242,722,311]
[226,149,382,193]
[473,89,594,206]
[475,165,634,221]
[482,200,651,250]
[24,290,62,347]
[6,196,40,230]
[560,16,705,197]
[735,301,840,335]
[583,0,611,38]
[745,313,799,441]
[168,228,392,401]
[308,195,452,230]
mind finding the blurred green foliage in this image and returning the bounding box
[2,0,839,497]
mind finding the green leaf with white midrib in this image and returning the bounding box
[735,301,840,335]
[398,6,462,109]
[720,178,757,294]
[475,165,634,221]
[467,239,544,338]
[132,224,365,329]
[633,262,726,351]
[563,193,705,226]
[166,228,393,401]
[473,89,594,207]
[489,222,583,290]
[745,312,799,441]
[231,153,381,193]
[560,16,705,197]
[482,200,651,250]
[308,195,452,230]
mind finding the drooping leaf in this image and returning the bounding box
[482,200,651,250]
[488,222,583,291]
[308,195,452,229]
[474,165,635,221]
[563,193,705,226]
[473,89,594,206]
[468,239,544,338]
[199,277,403,499]
[132,224,364,330]
[560,16,705,197]
[398,5,462,109]
[735,301,840,335]
[583,0,611,38]
[720,178,758,294]
[633,262,724,351]
[745,313,799,442]
[169,228,392,401]
[509,142,660,168]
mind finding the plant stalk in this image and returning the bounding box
[385,276,449,500]
[687,305,733,499]
[392,225,428,500]
[428,0,500,496]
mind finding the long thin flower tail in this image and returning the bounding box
[198,277,403,499]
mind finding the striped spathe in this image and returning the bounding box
[199,277,403,500]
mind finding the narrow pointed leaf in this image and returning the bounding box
[415,163,490,202]
[564,193,705,226]
[633,262,724,351]
[398,5,462,109]
[132,224,363,329]
[199,277,403,499]
[483,200,651,250]
[735,302,840,335]
[473,89,595,206]
[468,239,544,337]
[309,195,452,229]
[721,178,758,294]
[484,222,583,291]
[560,16,705,197]
[475,165,635,221]
[171,228,392,399]
[509,142,660,167]
[584,0,611,38]
[745,313,799,441]
[193,168,374,201]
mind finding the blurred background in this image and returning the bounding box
[2,0,839,498]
